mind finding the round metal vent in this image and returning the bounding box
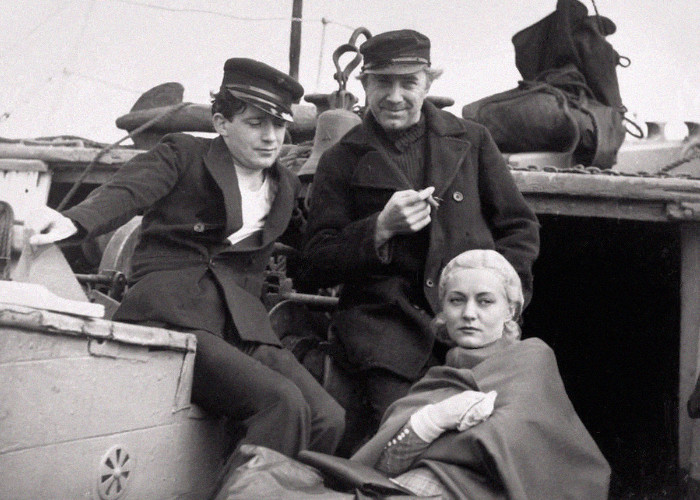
[96,445,134,500]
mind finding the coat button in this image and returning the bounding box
[426,279,434,288]
[452,191,464,202]
[193,222,205,232]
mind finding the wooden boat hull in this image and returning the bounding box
[0,304,229,500]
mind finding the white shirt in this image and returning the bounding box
[227,172,274,246]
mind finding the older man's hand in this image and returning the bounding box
[375,187,435,247]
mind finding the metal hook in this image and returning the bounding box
[332,43,362,91]
[332,27,372,91]
[348,27,372,48]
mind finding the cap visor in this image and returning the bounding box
[362,62,428,75]
[228,91,294,122]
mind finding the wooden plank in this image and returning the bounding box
[0,325,86,364]
[0,144,142,165]
[525,196,670,221]
[0,304,195,351]
[679,223,700,471]
[511,170,700,202]
[0,328,192,453]
[0,418,228,500]
[0,159,48,172]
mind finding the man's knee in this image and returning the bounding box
[261,377,311,420]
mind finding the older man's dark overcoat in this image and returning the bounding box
[301,102,540,380]
[64,133,300,345]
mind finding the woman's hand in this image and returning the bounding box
[409,390,497,442]
[26,206,78,246]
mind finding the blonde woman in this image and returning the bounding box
[353,249,610,499]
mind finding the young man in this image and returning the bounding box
[300,30,540,445]
[30,58,344,457]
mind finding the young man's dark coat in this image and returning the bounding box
[301,101,540,380]
[64,133,300,345]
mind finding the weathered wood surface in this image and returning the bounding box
[0,143,140,165]
[0,160,51,222]
[0,419,227,500]
[511,170,700,201]
[524,196,671,221]
[3,142,700,222]
[0,328,188,451]
[0,304,195,351]
[0,307,223,500]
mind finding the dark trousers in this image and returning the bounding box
[189,329,345,458]
[335,367,413,457]
[336,346,446,456]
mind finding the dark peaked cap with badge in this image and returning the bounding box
[360,29,431,74]
[221,58,304,122]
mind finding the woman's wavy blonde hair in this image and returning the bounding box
[432,249,524,344]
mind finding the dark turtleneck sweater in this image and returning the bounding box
[370,114,431,309]
[376,115,428,190]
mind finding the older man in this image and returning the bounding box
[29,58,344,458]
[300,30,540,444]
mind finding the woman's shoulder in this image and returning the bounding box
[513,337,559,367]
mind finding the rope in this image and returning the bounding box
[107,0,355,29]
[658,150,700,175]
[590,0,605,35]
[56,102,190,211]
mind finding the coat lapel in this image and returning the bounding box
[223,161,300,252]
[203,137,242,236]
[260,163,299,247]
[423,102,472,200]
[342,103,473,195]
[343,112,413,191]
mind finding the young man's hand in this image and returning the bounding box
[26,205,78,246]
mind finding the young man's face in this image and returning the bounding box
[363,70,430,131]
[214,105,286,171]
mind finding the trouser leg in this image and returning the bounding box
[364,368,414,425]
[336,368,413,457]
[250,344,345,455]
[189,329,327,457]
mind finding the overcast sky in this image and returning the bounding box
[1,0,698,142]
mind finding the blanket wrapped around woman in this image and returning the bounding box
[352,337,610,499]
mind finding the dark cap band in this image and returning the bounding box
[220,58,304,122]
[360,30,431,75]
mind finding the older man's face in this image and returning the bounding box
[363,70,430,131]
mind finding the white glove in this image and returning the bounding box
[26,205,78,246]
[410,390,497,443]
